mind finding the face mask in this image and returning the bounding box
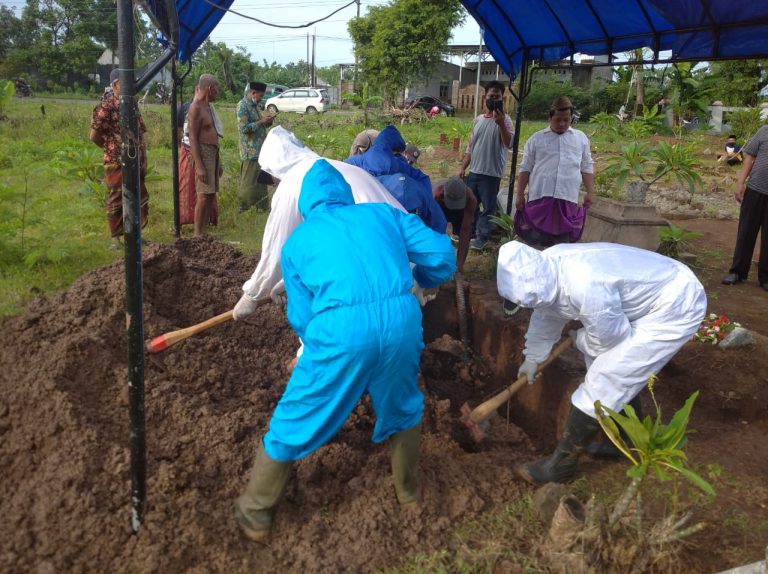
[252,98,260,105]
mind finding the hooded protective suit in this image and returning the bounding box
[241,126,406,302]
[377,173,448,233]
[497,241,707,417]
[345,124,434,194]
[263,160,456,462]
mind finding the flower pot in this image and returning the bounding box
[626,181,650,203]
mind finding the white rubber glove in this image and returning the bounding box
[272,291,287,308]
[517,359,539,385]
[412,283,427,306]
[234,294,260,321]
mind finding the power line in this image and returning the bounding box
[200,0,356,29]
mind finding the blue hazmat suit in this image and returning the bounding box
[344,125,427,186]
[263,160,456,462]
[377,173,448,233]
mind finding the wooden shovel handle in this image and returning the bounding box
[468,337,573,424]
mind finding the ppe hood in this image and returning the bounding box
[497,241,558,308]
[259,126,319,180]
[298,159,355,218]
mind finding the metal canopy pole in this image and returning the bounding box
[474,27,483,117]
[505,52,531,215]
[171,58,181,238]
[117,0,147,533]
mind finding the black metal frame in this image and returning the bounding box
[117,0,178,534]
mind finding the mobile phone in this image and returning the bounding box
[489,99,504,113]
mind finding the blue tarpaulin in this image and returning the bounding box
[143,0,234,63]
[460,1,768,79]
[175,0,234,63]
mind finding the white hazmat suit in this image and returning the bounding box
[238,126,406,306]
[498,241,707,417]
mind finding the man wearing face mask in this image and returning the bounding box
[457,81,514,251]
[237,81,276,212]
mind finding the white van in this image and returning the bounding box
[265,87,329,114]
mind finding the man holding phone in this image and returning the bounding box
[237,81,276,212]
[458,81,514,250]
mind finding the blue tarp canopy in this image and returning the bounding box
[143,0,234,63]
[459,1,768,79]
[175,0,234,63]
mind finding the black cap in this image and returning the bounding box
[249,81,267,92]
[109,69,120,85]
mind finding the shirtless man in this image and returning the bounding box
[187,74,223,237]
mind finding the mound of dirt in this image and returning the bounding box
[0,237,533,573]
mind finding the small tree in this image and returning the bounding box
[604,141,702,202]
[0,79,14,120]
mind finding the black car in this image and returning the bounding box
[406,95,455,117]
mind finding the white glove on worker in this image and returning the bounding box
[569,328,586,353]
[272,291,287,308]
[234,294,261,321]
[517,359,539,385]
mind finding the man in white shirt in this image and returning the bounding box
[514,95,593,246]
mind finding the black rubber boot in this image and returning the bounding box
[390,423,422,506]
[234,442,293,543]
[585,395,643,458]
[517,406,600,486]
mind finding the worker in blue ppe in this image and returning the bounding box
[234,160,456,543]
[497,241,707,486]
[377,173,448,233]
[345,125,447,232]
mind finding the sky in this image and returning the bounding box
[0,0,485,66]
[206,0,484,67]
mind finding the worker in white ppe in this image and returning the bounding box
[497,241,707,486]
[233,126,407,317]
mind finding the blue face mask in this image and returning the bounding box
[252,98,260,105]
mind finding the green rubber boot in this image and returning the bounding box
[234,442,293,543]
[390,423,422,506]
[517,406,600,486]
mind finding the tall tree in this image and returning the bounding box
[348,0,465,101]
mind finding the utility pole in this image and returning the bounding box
[354,0,360,91]
[307,34,310,85]
[311,32,316,86]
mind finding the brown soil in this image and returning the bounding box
[1,225,767,573]
[0,237,532,573]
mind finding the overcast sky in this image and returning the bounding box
[207,0,484,67]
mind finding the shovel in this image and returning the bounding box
[460,337,573,442]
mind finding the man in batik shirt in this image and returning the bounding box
[89,69,149,247]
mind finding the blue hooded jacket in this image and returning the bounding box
[280,159,456,340]
[345,125,432,192]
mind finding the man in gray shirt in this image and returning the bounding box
[722,125,768,290]
[458,81,514,250]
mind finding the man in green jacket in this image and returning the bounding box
[237,81,275,212]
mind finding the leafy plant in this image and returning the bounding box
[588,111,620,139]
[728,107,767,142]
[0,79,14,119]
[488,212,516,244]
[658,223,703,260]
[604,141,703,199]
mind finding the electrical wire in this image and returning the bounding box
[200,0,357,29]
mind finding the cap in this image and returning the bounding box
[444,176,467,210]
[109,69,120,85]
[350,129,380,156]
[403,143,420,164]
[249,81,267,92]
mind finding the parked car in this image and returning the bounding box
[405,95,455,117]
[265,87,329,114]
[264,83,290,98]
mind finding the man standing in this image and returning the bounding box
[722,125,768,290]
[432,176,477,274]
[187,74,223,237]
[498,241,706,486]
[89,68,149,247]
[237,81,276,212]
[514,96,593,248]
[458,81,514,250]
[234,160,456,542]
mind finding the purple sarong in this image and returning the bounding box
[514,197,587,244]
